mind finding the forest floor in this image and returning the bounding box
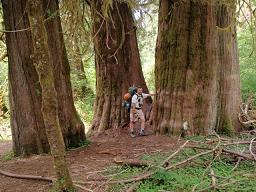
[1,122,256,192]
[0,122,181,192]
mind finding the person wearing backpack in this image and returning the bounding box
[129,86,155,138]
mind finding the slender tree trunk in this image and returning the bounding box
[2,0,86,156]
[154,0,240,136]
[27,0,74,190]
[91,1,148,132]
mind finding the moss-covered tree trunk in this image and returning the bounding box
[154,0,240,136]
[91,1,148,132]
[27,0,74,190]
[2,0,85,156]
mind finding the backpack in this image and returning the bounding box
[123,86,137,112]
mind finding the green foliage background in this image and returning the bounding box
[237,27,256,101]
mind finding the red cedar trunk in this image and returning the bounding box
[2,0,85,156]
[2,0,49,155]
[154,0,240,136]
[43,0,86,146]
[91,1,148,132]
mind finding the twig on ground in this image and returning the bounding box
[113,157,149,167]
[161,140,189,167]
[249,137,256,160]
[74,184,93,192]
[232,157,242,172]
[208,173,230,180]
[210,168,216,190]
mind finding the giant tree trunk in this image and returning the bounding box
[2,0,85,156]
[2,0,49,155]
[154,0,240,136]
[91,1,148,132]
[27,0,74,190]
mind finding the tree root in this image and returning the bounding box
[0,169,54,182]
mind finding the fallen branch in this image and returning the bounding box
[222,149,256,161]
[0,169,105,186]
[161,140,189,167]
[74,172,153,186]
[187,143,256,162]
[113,157,149,167]
[222,141,253,146]
[0,169,54,182]
[231,157,242,171]
[197,179,238,192]
[166,134,221,171]
[238,99,256,129]
[210,168,216,190]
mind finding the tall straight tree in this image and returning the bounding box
[27,0,74,190]
[154,0,240,136]
[90,0,149,132]
[2,0,86,156]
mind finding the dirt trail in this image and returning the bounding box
[0,125,180,192]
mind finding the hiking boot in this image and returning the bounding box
[139,129,146,136]
[130,131,136,138]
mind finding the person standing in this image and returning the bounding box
[130,86,155,137]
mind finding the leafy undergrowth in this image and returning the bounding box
[107,136,256,192]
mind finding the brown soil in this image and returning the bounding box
[0,124,181,192]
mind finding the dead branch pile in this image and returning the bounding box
[238,95,256,130]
